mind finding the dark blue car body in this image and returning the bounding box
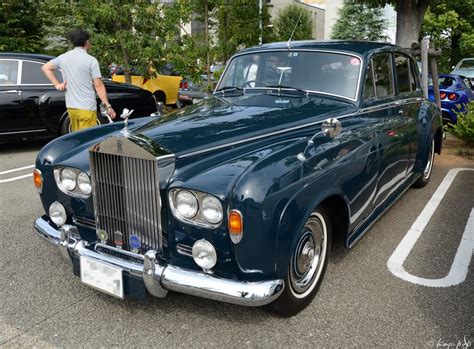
[428,74,473,124]
[34,41,443,316]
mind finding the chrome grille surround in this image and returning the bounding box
[89,136,170,255]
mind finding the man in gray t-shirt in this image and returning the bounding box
[42,29,116,131]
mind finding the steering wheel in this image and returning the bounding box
[241,80,269,88]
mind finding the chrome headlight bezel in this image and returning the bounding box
[54,167,92,198]
[169,189,223,228]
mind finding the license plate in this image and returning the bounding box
[80,256,124,299]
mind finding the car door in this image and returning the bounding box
[20,60,64,132]
[0,59,23,135]
[392,54,423,176]
[365,53,411,209]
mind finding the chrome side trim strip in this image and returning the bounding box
[0,129,48,135]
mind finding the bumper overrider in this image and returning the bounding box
[34,216,284,307]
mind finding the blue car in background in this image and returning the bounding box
[428,74,473,124]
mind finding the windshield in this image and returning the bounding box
[217,51,362,100]
[458,60,474,69]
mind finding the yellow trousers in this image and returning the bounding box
[67,108,98,132]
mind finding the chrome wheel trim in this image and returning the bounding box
[423,139,435,180]
[289,212,328,299]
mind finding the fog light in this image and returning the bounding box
[49,201,67,227]
[192,239,217,271]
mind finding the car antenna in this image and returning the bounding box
[287,10,304,50]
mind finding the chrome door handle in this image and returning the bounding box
[0,90,20,94]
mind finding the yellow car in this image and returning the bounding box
[112,67,181,106]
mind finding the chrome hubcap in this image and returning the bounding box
[423,139,434,179]
[289,213,327,296]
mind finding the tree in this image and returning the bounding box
[331,3,386,41]
[274,4,313,42]
[420,0,474,71]
[353,0,431,48]
[0,0,46,53]
[40,0,187,84]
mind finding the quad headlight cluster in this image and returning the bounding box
[169,189,223,228]
[54,167,92,198]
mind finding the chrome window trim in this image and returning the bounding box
[215,48,364,102]
[0,129,47,135]
[0,58,20,85]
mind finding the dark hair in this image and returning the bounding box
[68,29,90,47]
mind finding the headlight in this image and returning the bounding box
[175,190,198,218]
[201,196,223,224]
[192,239,217,270]
[60,168,77,191]
[77,171,92,195]
[49,201,67,227]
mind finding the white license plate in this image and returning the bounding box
[80,256,124,299]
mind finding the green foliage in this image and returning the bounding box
[450,102,474,145]
[0,0,46,52]
[420,0,474,72]
[274,4,313,42]
[331,3,386,41]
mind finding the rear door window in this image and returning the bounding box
[21,61,52,85]
[0,60,19,85]
[371,54,394,99]
[395,54,411,94]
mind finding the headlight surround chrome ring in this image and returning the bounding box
[54,167,91,198]
[169,189,223,229]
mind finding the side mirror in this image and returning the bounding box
[321,118,342,138]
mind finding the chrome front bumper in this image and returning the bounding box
[34,217,284,307]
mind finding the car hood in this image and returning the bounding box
[134,94,357,157]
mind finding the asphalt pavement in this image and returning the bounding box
[0,139,472,348]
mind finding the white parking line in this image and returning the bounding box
[0,173,33,183]
[387,168,474,287]
[0,164,34,175]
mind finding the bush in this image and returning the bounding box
[451,101,474,145]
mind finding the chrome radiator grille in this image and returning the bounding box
[90,149,163,254]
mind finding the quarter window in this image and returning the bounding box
[395,54,412,93]
[0,60,19,84]
[371,54,394,99]
[363,62,376,100]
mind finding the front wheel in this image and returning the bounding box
[267,207,332,317]
[413,138,435,188]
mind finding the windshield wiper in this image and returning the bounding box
[266,84,309,97]
[214,86,244,96]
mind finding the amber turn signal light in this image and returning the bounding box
[228,210,243,244]
[33,169,43,193]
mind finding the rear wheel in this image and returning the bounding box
[267,207,332,317]
[413,138,435,188]
[154,91,166,104]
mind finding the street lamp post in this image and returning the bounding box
[259,0,263,45]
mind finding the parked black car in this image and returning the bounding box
[0,53,158,142]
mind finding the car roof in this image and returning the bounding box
[236,40,400,57]
[0,52,55,62]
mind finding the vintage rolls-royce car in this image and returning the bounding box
[33,41,443,316]
[0,53,158,142]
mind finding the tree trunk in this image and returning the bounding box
[204,0,212,88]
[395,0,430,48]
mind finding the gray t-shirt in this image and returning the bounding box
[50,47,102,111]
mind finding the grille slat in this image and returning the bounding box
[90,141,162,255]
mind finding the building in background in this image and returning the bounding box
[268,0,325,40]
